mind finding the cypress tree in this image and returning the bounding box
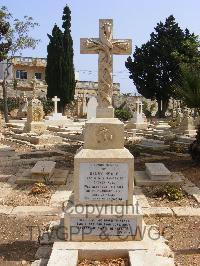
[46,5,75,113]
[61,5,75,111]
[46,24,63,108]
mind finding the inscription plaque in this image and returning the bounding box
[79,163,129,201]
[70,217,137,237]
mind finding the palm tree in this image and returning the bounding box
[174,66,200,163]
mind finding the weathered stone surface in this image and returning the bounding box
[74,148,134,205]
[16,169,68,185]
[0,205,14,215]
[183,181,200,203]
[134,187,150,208]
[135,171,183,186]
[145,163,171,181]
[11,206,61,216]
[172,207,200,217]
[80,19,132,117]
[64,201,143,241]
[31,161,56,176]
[0,145,15,157]
[129,250,175,266]
[47,250,78,266]
[50,189,72,207]
[142,207,173,217]
[35,246,52,259]
[31,259,49,266]
[84,118,124,149]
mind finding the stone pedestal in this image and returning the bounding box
[96,106,114,118]
[64,117,143,241]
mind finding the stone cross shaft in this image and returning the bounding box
[80,19,132,118]
[52,96,60,114]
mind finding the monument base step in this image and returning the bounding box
[64,202,143,241]
[135,171,184,186]
[47,224,174,265]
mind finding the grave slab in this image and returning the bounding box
[145,163,171,181]
[135,171,184,186]
[31,161,56,178]
[16,169,69,185]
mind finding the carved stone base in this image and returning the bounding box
[84,118,124,149]
[73,148,134,205]
[24,121,47,134]
[64,201,143,241]
[96,106,114,118]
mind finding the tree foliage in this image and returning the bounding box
[0,6,11,62]
[0,5,40,122]
[46,4,75,113]
[46,24,63,106]
[173,66,200,113]
[125,15,200,117]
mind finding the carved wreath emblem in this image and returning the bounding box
[32,107,43,122]
[96,126,113,144]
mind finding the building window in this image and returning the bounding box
[16,70,27,79]
[35,72,42,80]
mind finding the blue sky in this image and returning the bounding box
[1,0,200,93]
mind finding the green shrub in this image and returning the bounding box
[39,98,54,115]
[115,109,132,121]
[125,142,141,157]
[164,185,183,201]
[0,97,20,113]
[169,143,185,153]
[146,185,183,201]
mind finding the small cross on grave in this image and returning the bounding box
[52,96,60,114]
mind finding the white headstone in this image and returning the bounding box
[87,97,98,120]
[52,96,60,115]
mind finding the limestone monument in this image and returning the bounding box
[64,19,143,241]
[126,99,148,130]
[24,97,47,134]
[80,19,132,118]
[179,108,196,136]
[17,92,28,119]
[52,96,63,119]
[86,96,98,119]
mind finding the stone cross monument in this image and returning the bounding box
[52,96,60,114]
[64,19,143,242]
[81,19,132,118]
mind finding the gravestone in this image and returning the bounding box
[17,92,28,119]
[145,163,171,181]
[86,96,98,119]
[24,98,47,134]
[178,108,196,136]
[126,99,147,129]
[16,160,68,185]
[64,19,143,242]
[52,96,63,119]
[135,162,183,186]
[45,96,72,126]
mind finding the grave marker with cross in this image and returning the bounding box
[80,19,132,118]
[52,96,60,114]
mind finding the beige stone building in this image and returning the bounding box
[0,56,120,99]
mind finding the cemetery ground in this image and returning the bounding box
[0,140,199,265]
